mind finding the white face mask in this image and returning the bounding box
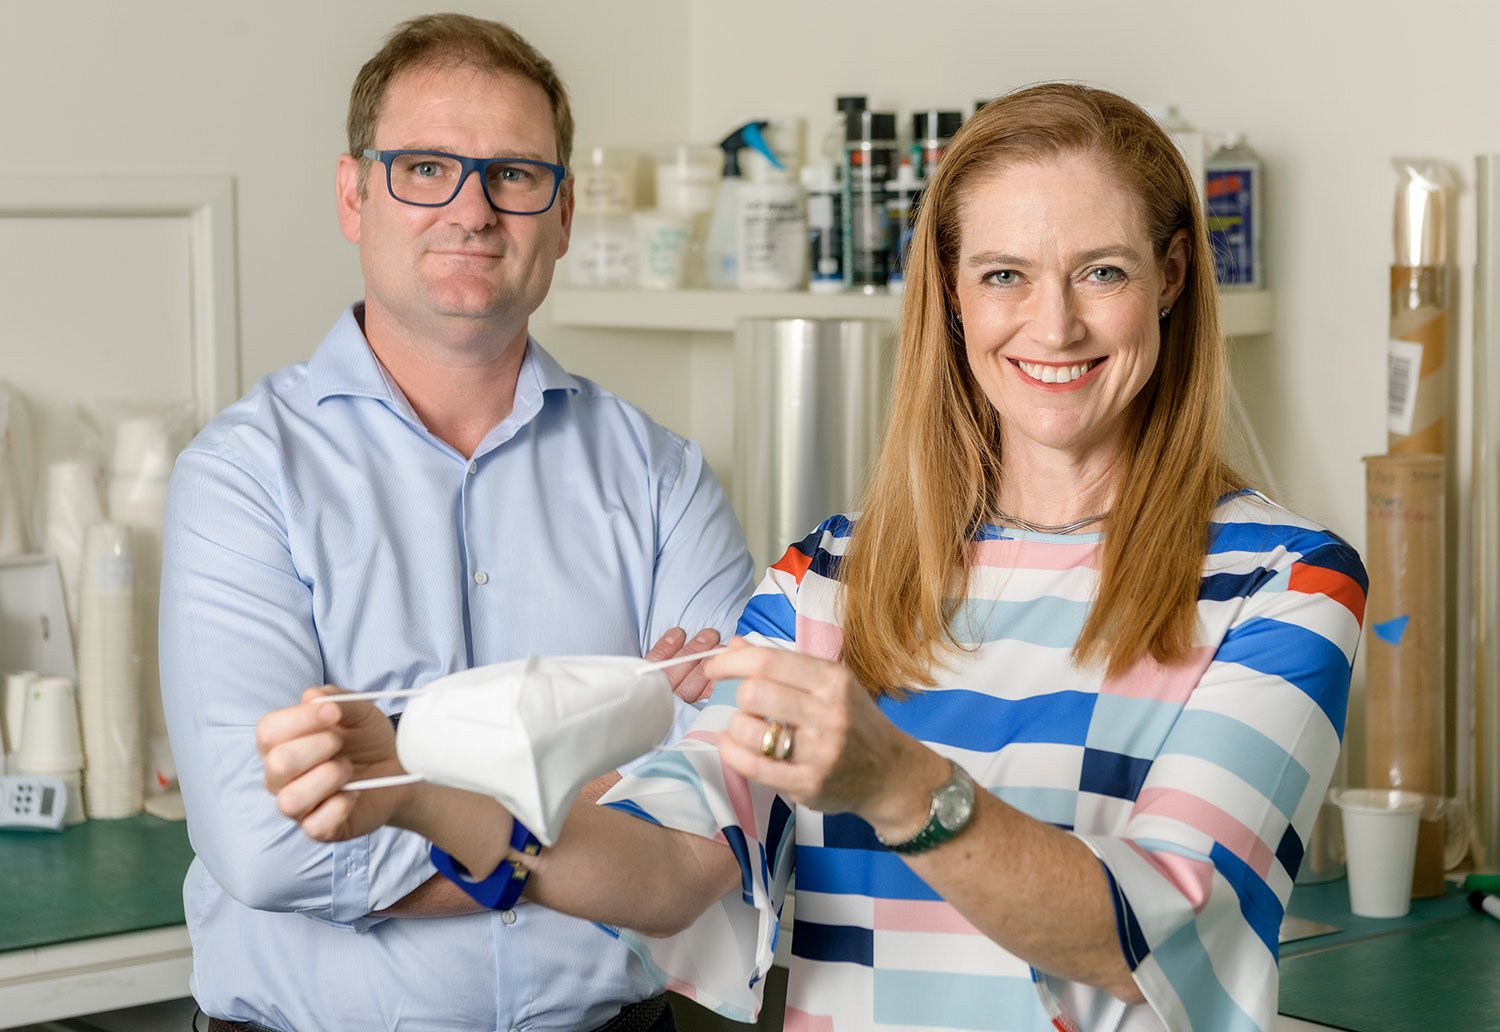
[326,648,724,845]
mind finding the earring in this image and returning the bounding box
[1159,307,1171,319]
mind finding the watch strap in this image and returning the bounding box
[878,761,974,856]
[430,818,541,910]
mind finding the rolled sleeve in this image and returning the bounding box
[160,447,433,929]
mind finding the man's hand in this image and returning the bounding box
[644,626,723,704]
[257,687,409,842]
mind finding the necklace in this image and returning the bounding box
[992,509,1108,535]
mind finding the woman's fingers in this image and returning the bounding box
[733,676,820,729]
[705,643,854,701]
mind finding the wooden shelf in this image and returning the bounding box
[549,287,1274,337]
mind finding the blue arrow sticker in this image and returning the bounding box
[1372,615,1410,645]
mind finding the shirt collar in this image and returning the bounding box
[307,303,583,409]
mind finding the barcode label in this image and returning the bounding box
[1388,338,1424,436]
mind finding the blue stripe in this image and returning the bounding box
[1212,618,1352,738]
[796,845,939,901]
[601,798,661,827]
[1209,841,1283,958]
[873,969,1047,1029]
[1098,858,1151,970]
[705,677,741,708]
[1164,710,1309,820]
[763,794,795,880]
[736,592,796,641]
[622,746,715,802]
[722,824,756,906]
[789,919,874,966]
[878,688,1096,749]
[1085,694,1184,758]
[1079,748,1154,801]
[820,812,884,851]
[1153,920,1265,1032]
[1199,567,1278,602]
[1297,540,1368,592]
[991,785,1077,828]
[1207,521,1345,562]
[948,596,1090,648]
[1275,822,1305,882]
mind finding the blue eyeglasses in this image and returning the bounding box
[362,149,568,215]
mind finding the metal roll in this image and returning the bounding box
[732,318,893,570]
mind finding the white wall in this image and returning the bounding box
[0,0,695,435]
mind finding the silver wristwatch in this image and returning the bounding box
[876,761,976,855]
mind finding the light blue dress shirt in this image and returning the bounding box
[159,305,754,1032]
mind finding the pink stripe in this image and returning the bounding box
[783,1007,836,1032]
[795,613,844,659]
[1135,787,1276,878]
[971,538,1102,570]
[873,897,982,935]
[665,979,698,1001]
[1127,840,1215,912]
[684,729,719,746]
[1101,647,1214,702]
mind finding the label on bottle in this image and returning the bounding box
[739,193,805,290]
[1388,338,1424,436]
[1206,166,1259,287]
[844,146,896,288]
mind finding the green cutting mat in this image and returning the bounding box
[0,815,194,952]
[1279,912,1500,1030]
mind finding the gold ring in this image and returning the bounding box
[761,720,783,758]
[773,724,795,761]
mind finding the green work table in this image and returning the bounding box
[0,815,195,1026]
[1279,879,1500,1031]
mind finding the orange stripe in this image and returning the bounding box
[771,544,814,583]
[1289,564,1366,621]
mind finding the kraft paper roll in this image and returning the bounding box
[1364,454,1446,896]
[1388,266,1448,454]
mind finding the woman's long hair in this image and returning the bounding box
[840,83,1243,695]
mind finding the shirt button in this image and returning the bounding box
[501,909,517,925]
[468,461,477,475]
[474,570,489,585]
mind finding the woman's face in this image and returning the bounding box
[953,152,1187,467]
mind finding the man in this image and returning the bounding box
[159,13,753,1031]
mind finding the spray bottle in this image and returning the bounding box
[739,120,806,291]
[704,120,779,289]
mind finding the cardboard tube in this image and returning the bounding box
[1364,454,1446,896]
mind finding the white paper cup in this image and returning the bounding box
[3,670,37,757]
[1337,788,1423,917]
[17,676,85,773]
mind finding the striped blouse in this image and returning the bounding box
[600,490,1367,1031]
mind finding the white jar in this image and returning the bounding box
[654,145,720,216]
[567,213,637,287]
[634,211,693,290]
[575,146,637,216]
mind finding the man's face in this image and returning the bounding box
[337,64,572,344]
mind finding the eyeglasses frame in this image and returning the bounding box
[361,148,568,215]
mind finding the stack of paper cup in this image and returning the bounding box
[43,459,105,635]
[108,416,175,797]
[3,670,39,773]
[16,675,87,825]
[76,522,143,819]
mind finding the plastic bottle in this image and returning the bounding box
[704,120,778,290]
[802,161,843,293]
[885,158,922,294]
[1143,104,1205,207]
[738,121,805,291]
[910,110,963,180]
[842,110,898,293]
[1205,133,1265,290]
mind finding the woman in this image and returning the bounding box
[260,83,1365,1032]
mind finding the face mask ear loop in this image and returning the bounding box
[314,688,432,791]
[634,644,731,676]
[320,687,431,703]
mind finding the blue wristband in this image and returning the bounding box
[430,819,541,911]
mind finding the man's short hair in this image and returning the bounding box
[347,13,574,191]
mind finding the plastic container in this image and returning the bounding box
[842,111,898,293]
[738,121,805,291]
[574,146,637,216]
[634,210,693,290]
[567,213,637,287]
[1205,134,1264,289]
[802,162,843,294]
[653,145,720,216]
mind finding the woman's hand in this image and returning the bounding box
[703,641,946,835]
[257,687,410,842]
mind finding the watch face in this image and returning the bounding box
[935,781,973,831]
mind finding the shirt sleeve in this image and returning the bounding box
[159,446,435,931]
[1058,539,1367,1032]
[598,536,813,1021]
[642,435,756,648]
